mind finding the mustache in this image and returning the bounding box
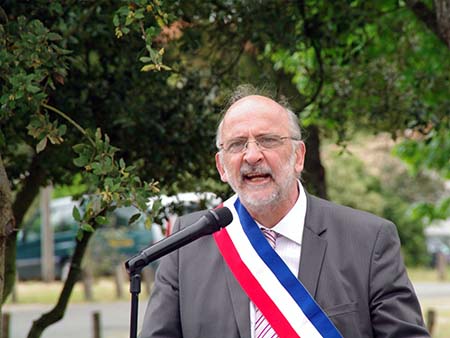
[240,164,273,176]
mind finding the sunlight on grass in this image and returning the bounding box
[408,266,450,283]
[8,278,144,304]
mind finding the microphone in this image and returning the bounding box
[125,207,233,273]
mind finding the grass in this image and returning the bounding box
[5,267,450,336]
[420,297,450,338]
[5,273,155,305]
[407,266,450,282]
[7,278,129,304]
[407,267,450,338]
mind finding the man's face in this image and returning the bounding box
[215,95,305,211]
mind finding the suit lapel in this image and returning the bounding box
[222,255,251,338]
[298,193,328,297]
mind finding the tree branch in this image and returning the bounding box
[27,228,95,338]
[42,103,95,146]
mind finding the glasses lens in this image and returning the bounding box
[257,135,284,149]
[225,138,247,153]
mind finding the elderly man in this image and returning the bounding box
[139,86,429,338]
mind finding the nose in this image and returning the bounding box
[243,140,263,165]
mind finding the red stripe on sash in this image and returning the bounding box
[214,228,300,338]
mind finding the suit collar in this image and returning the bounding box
[303,192,328,236]
[298,192,328,297]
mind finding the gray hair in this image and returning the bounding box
[215,84,302,149]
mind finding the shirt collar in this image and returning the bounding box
[261,180,306,245]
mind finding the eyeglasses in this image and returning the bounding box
[219,135,300,154]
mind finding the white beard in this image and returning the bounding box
[222,149,298,211]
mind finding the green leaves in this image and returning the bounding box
[72,206,82,222]
[70,126,159,239]
[128,213,142,225]
[2,5,163,242]
[1,13,70,154]
[394,128,450,179]
[113,1,171,72]
[27,113,66,152]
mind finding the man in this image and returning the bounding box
[140,86,430,337]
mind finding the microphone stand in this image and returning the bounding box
[125,241,168,338]
[126,254,156,338]
[128,267,142,338]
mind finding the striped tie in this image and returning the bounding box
[255,229,278,338]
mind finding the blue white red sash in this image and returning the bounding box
[213,195,342,338]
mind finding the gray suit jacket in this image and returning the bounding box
[140,194,430,338]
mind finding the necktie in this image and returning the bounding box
[255,229,278,338]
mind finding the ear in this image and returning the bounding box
[294,141,306,174]
[215,152,228,182]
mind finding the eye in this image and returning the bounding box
[258,135,283,148]
[226,138,247,152]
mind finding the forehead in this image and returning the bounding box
[221,95,289,137]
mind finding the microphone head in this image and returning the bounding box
[210,207,233,228]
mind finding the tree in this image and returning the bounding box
[0,2,166,335]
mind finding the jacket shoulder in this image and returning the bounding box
[306,193,394,234]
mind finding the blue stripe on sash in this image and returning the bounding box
[235,199,342,338]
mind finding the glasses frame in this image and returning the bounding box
[219,134,300,154]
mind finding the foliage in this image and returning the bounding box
[0,14,69,121]
[113,0,172,71]
[394,128,450,180]
[1,1,163,231]
[393,118,450,225]
[0,9,71,183]
[323,142,445,265]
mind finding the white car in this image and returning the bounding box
[149,192,222,235]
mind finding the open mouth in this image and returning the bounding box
[243,172,272,183]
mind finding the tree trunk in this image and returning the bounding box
[406,0,450,48]
[0,155,16,331]
[435,0,450,48]
[275,72,328,199]
[302,125,327,199]
[27,229,94,338]
[2,153,47,303]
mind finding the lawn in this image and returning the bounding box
[420,296,450,338]
[8,278,131,304]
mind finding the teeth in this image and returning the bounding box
[245,172,265,177]
[245,173,268,179]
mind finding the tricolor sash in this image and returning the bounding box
[213,196,342,338]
